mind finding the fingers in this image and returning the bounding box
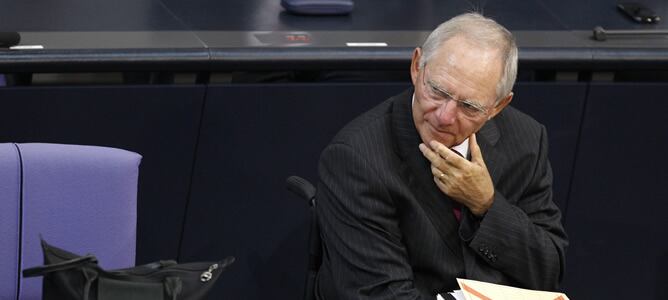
[420,143,459,176]
[419,143,442,166]
[434,176,448,191]
[428,140,466,166]
[469,133,486,167]
[430,164,449,193]
[469,133,481,161]
[431,165,443,178]
[428,140,452,158]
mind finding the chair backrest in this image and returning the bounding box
[0,144,21,299]
[0,143,142,299]
[286,176,321,300]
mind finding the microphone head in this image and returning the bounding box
[0,32,21,47]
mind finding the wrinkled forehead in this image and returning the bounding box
[428,36,503,104]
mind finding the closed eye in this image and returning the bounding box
[427,80,454,100]
[461,101,478,110]
[460,100,487,115]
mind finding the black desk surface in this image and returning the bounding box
[2,0,668,71]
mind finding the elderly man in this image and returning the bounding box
[314,13,568,299]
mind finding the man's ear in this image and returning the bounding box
[410,47,422,86]
[488,92,513,120]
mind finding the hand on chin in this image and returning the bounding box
[427,124,457,147]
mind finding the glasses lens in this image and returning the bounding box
[423,67,488,119]
[459,101,485,118]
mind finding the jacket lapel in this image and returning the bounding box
[390,90,506,260]
[391,90,463,259]
[475,114,503,186]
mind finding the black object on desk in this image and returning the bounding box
[617,2,660,24]
[281,0,353,15]
[0,32,20,47]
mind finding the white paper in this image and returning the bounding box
[9,45,44,50]
[456,278,569,300]
[346,42,388,47]
[437,290,465,300]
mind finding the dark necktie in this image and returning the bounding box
[450,149,465,222]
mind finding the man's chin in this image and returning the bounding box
[429,129,458,147]
[417,125,458,147]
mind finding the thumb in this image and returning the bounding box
[470,133,485,166]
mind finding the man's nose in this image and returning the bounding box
[435,100,457,125]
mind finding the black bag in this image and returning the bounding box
[23,239,235,300]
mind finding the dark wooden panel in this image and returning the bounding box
[181,82,585,299]
[0,86,206,265]
[511,82,587,214]
[181,83,410,299]
[563,83,668,299]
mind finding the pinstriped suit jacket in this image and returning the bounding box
[314,89,568,299]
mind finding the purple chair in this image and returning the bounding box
[0,144,21,299]
[0,143,141,299]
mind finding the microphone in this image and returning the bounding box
[0,32,20,48]
[592,26,668,41]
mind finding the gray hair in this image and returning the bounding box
[419,13,518,102]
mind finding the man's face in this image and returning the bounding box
[410,35,510,148]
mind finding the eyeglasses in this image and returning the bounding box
[420,64,491,120]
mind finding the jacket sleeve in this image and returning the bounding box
[459,125,569,291]
[316,142,425,300]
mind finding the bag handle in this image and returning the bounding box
[112,260,177,276]
[82,268,99,300]
[22,254,97,278]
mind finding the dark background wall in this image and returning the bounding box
[1,0,668,299]
[2,78,666,299]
